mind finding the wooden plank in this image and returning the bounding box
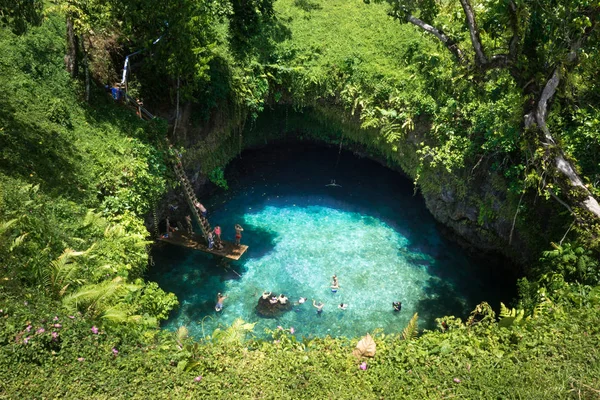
[157,231,248,261]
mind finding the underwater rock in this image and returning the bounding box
[256,295,292,318]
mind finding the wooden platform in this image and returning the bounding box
[157,231,248,260]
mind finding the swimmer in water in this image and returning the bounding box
[215,293,228,312]
[298,297,307,304]
[262,291,272,300]
[278,294,288,304]
[338,303,348,310]
[326,179,342,187]
[331,275,339,293]
[313,300,324,315]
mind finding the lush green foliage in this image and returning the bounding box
[0,0,43,34]
[0,16,177,336]
[1,279,599,398]
[1,1,600,399]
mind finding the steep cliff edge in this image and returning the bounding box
[153,104,555,266]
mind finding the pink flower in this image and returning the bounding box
[359,362,367,370]
[53,316,59,321]
[68,316,75,319]
[24,336,31,344]
[112,348,119,355]
[194,376,202,382]
[25,325,32,332]
[453,378,461,383]
[277,326,283,330]
[91,326,98,334]
[36,328,45,334]
[290,327,295,334]
[77,357,85,362]
[54,323,62,328]
[52,332,58,339]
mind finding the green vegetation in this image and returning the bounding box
[1,0,600,398]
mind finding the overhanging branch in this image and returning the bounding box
[458,0,487,67]
[406,15,465,64]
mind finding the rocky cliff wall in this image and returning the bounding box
[151,104,553,266]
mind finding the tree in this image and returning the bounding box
[0,0,43,35]
[228,0,275,53]
[56,0,223,102]
[368,0,600,228]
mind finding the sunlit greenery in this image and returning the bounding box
[1,0,599,397]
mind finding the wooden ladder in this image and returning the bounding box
[173,162,212,242]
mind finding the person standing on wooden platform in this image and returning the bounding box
[185,215,193,234]
[234,224,244,246]
[207,231,215,250]
[213,225,223,249]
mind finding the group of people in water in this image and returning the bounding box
[215,274,403,315]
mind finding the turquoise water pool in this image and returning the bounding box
[148,144,516,339]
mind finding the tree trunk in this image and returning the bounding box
[81,35,90,102]
[525,68,600,220]
[458,0,487,67]
[65,17,78,78]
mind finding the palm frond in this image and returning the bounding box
[62,277,140,315]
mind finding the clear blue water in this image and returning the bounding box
[148,143,516,339]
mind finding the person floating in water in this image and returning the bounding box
[313,300,324,315]
[215,293,228,312]
[234,224,244,246]
[331,275,339,293]
[338,303,348,310]
[269,296,279,304]
[326,179,342,187]
[393,301,402,312]
[297,297,307,305]
[262,291,272,300]
[278,294,288,305]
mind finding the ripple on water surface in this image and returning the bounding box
[149,144,515,339]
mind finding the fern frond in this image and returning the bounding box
[381,122,402,143]
[499,302,514,318]
[499,302,526,327]
[0,218,18,236]
[176,326,189,345]
[402,313,419,340]
[9,233,28,252]
[101,306,130,323]
[212,318,256,344]
[62,277,139,315]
